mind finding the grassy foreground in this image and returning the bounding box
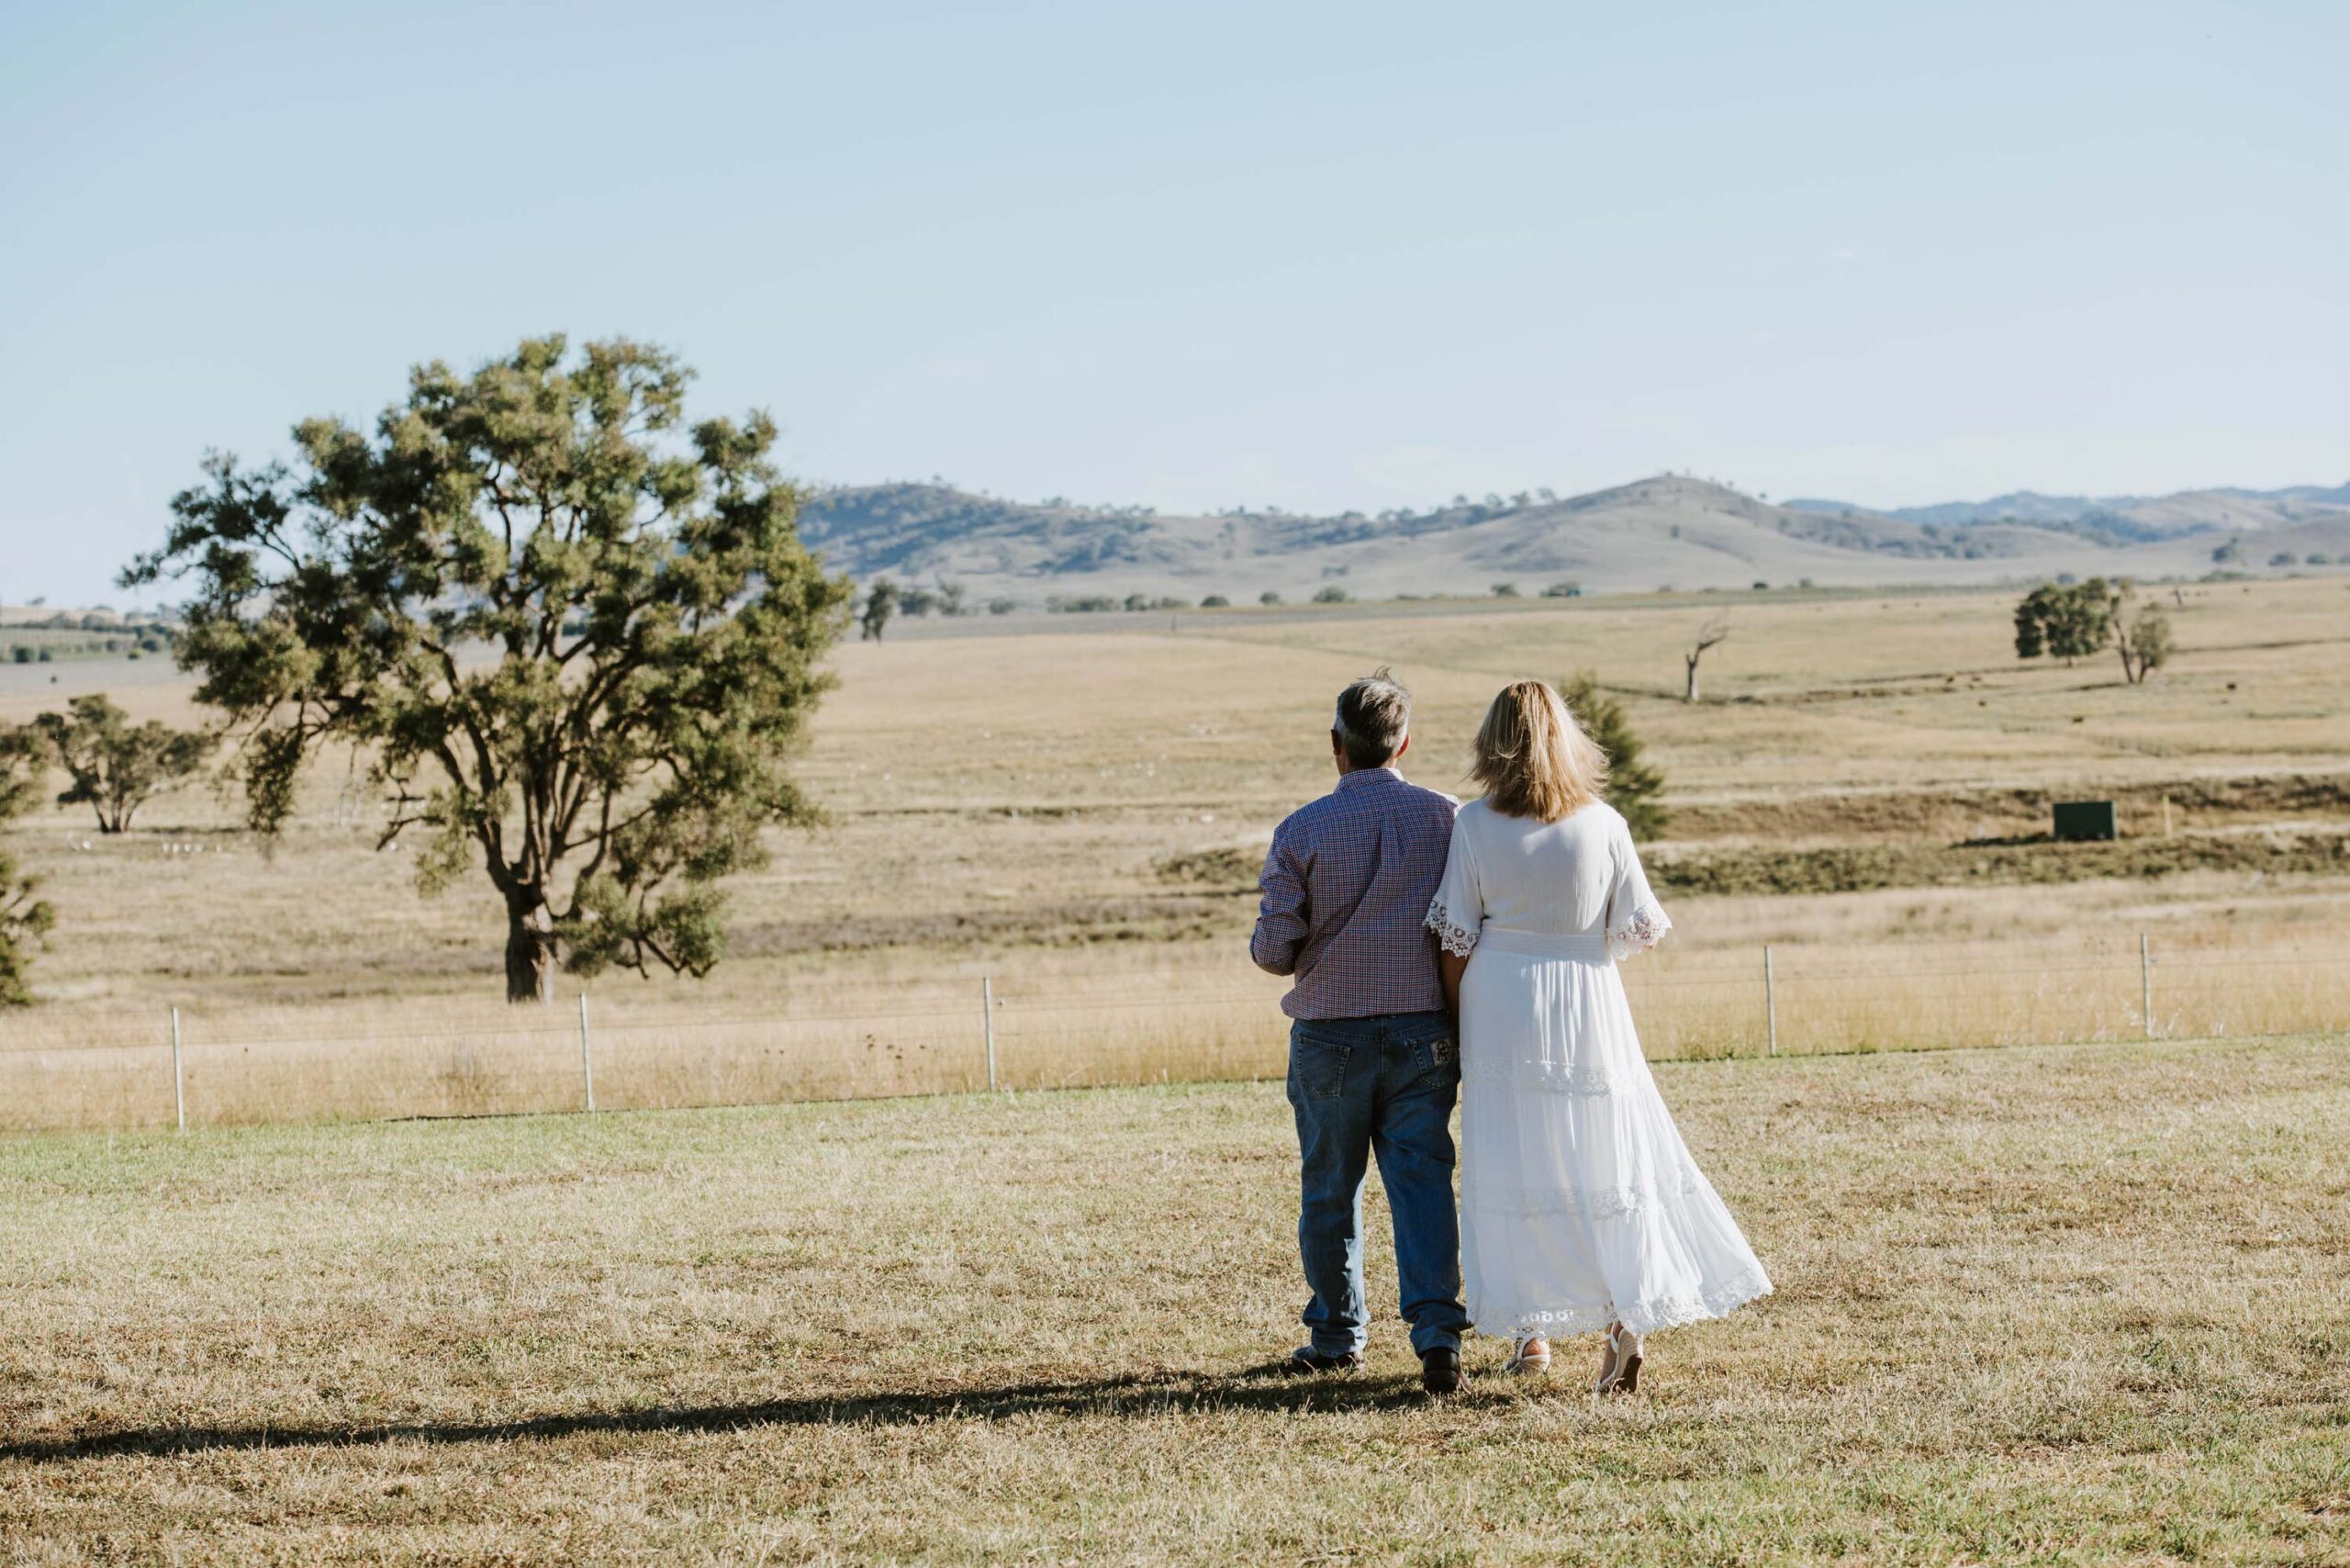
[3,1036,2347,1564]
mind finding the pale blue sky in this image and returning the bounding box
[3,0,2345,604]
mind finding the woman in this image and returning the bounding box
[1426,680,1770,1391]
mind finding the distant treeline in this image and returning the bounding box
[3,615,177,664]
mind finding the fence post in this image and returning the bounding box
[578,992,597,1113]
[982,976,999,1092]
[1762,946,1778,1058]
[2141,934,2154,1040]
[170,1006,185,1132]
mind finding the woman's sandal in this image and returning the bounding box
[1502,1334,1551,1376]
[1595,1324,1644,1395]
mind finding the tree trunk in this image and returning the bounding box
[1684,655,1700,703]
[504,896,559,1004]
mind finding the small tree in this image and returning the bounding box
[28,694,212,834]
[1561,673,1667,841]
[1540,581,1582,599]
[124,335,850,1003]
[859,579,900,642]
[1683,617,1729,701]
[1491,582,1520,598]
[0,731,55,1007]
[1312,586,1351,604]
[1260,590,1283,606]
[2013,580,2113,666]
[2113,596,2172,685]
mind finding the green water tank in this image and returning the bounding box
[2053,801,2118,842]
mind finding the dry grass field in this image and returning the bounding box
[2,577,2348,1129]
[3,1034,2347,1563]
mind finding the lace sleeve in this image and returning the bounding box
[1607,904,1672,961]
[1605,810,1671,960]
[1427,810,1482,957]
[1426,899,1479,957]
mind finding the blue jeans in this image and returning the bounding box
[1286,1010,1471,1357]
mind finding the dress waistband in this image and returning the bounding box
[1474,927,1611,961]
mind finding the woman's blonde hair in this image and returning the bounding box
[1471,679,1609,822]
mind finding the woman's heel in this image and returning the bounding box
[1503,1334,1551,1376]
[1595,1324,1644,1395]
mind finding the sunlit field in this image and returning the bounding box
[2,577,2347,1130]
[4,1035,2347,1563]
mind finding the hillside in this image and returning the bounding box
[796,475,2344,602]
[1789,481,2350,537]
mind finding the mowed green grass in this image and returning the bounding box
[3,1036,2347,1564]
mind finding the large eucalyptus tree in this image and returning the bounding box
[126,336,850,1002]
[0,730,53,1007]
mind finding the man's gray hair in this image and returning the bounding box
[1333,666,1411,768]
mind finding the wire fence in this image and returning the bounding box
[2,927,2346,1135]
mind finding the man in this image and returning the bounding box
[1251,666,1471,1394]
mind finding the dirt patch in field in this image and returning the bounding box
[1668,772,2350,845]
[733,892,1248,955]
[1652,828,2350,897]
[1155,846,1261,886]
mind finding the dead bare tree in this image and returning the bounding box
[1683,617,1729,702]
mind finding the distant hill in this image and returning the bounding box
[795,475,2350,602]
[1786,482,2350,538]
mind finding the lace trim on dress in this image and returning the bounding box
[1607,903,1672,961]
[1464,1168,1709,1220]
[1497,1265,1773,1338]
[1505,1060,1638,1096]
[1425,899,1479,957]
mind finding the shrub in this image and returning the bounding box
[1312,586,1351,604]
[1561,674,1667,841]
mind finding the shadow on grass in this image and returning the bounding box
[3,1361,1446,1462]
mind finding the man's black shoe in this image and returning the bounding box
[1286,1345,1364,1373]
[1420,1346,1465,1395]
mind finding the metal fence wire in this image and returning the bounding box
[2,930,2345,1135]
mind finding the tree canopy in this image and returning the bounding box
[124,334,851,1002]
[859,579,900,641]
[0,731,55,1007]
[29,693,212,833]
[1561,673,1668,841]
[2013,580,2114,663]
[2014,577,2170,684]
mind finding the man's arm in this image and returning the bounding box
[1438,949,1468,1018]
[1249,833,1308,976]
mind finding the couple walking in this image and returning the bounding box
[1251,668,1770,1394]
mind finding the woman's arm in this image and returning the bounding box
[1438,949,1468,1019]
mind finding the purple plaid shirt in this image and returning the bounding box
[1251,767,1460,1020]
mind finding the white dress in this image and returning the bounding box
[1426,800,1772,1338]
